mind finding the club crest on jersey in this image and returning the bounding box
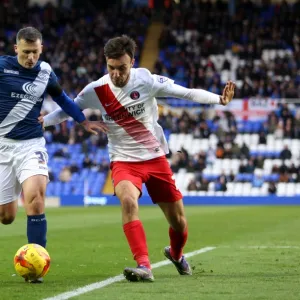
[130,91,140,100]
[157,76,168,83]
[37,69,51,82]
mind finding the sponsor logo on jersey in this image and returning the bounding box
[11,92,43,102]
[22,82,38,96]
[4,69,19,75]
[130,91,140,100]
[103,103,146,122]
[157,76,168,83]
[11,81,43,103]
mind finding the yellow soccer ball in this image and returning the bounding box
[14,244,51,281]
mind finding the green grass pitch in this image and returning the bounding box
[1,205,300,300]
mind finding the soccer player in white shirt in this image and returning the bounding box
[43,35,235,282]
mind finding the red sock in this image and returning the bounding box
[169,227,188,261]
[123,220,151,269]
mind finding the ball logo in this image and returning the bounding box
[22,82,38,95]
[130,91,140,100]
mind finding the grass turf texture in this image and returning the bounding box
[1,206,300,300]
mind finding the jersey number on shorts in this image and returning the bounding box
[35,151,46,164]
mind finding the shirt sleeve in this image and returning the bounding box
[149,73,221,105]
[43,84,93,127]
[147,73,175,98]
[46,71,63,98]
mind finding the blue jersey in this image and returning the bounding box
[0,55,59,140]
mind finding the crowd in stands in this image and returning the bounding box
[0,0,151,195]
[0,0,151,98]
[1,0,299,196]
[161,101,300,195]
[155,0,300,99]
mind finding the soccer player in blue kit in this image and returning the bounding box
[0,27,106,282]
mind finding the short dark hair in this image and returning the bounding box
[104,35,136,60]
[16,27,42,43]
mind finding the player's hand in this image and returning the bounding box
[80,120,108,135]
[220,81,236,106]
[38,115,45,130]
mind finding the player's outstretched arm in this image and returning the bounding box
[156,78,236,105]
[42,111,108,135]
[79,119,108,135]
[46,71,107,134]
[51,91,86,124]
[43,106,69,127]
[44,92,108,134]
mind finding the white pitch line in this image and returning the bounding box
[220,245,300,249]
[43,246,216,300]
[239,245,300,249]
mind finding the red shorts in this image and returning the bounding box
[110,156,182,204]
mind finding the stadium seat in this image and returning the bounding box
[277,183,287,196]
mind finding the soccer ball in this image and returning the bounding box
[14,244,51,281]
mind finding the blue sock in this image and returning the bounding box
[27,214,47,248]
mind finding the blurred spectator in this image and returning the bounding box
[227,171,235,182]
[271,164,280,173]
[239,160,248,173]
[187,178,200,191]
[279,171,290,183]
[199,178,209,191]
[252,175,264,188]
[279,145,292,160]
[216,142,225,159]
[59,166,72,182]
[83,156,93,168]
[70,163,79,173]
[206,146,216,166]
[215,176,227,192]
[240,143,250,159]
[267,112,279,134]
[274,120,284,139]
[254,156,264,169]
[258,132,267,144]
[289,163,298,174]
[53,147,70,158]
[245,158,255,173]
[268,182,277,195]
[231,143,241,158]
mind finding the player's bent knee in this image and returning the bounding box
[0,214,15,225]
[26,194,45,215]
[121,196,138,216]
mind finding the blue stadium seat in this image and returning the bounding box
[236,173,254,182]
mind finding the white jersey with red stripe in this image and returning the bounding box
[43,67,221,162]
[77,68,169,161]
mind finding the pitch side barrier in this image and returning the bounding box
[57,195,300,206]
